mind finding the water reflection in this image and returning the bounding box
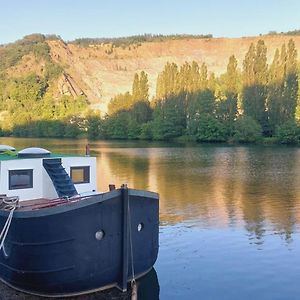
[0,268,159,300]
[97,143,300,245]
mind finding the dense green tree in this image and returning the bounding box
[200,63,209,90]
[130,100,152,124]
[267,48,283,134]
[139,122,154,140]
[195,115,227,142]
[276,120,300,144]
[233,116,262,143]
[242,40,268,131]
[108,72,150,115]
[156,62,179,99]
[127,119,141,139]
[132,71,149,102]
[106,111,130,139]
[108,92,132,115]
[216,55,239,135]
[282,39,298,123]
[151,93,187,140]
[267,40,298,135]
[187,89,215,135]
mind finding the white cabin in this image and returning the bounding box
[0,146,97,201]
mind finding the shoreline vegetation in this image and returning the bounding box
[0,34,300,145]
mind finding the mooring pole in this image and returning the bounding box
[121,184,129,292]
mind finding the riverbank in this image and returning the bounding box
[1,133,299,146]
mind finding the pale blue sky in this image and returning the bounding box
[1,0,300,44]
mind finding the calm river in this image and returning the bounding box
[1,137,300,300]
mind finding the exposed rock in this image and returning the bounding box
[57,72,85,97]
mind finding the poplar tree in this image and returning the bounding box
[267,48,282,134]
[156,62,179,99]
[132,73,140,101]
[108,92,132,115]
[190,61,201,92]
[139,71,149,101]
[200,63,208,90]
[282,39,298,123]
[132,71,149,102]
[268,39,298,133]
[242,40,268,131]
[217,55,239,135]
[178,62,192,92]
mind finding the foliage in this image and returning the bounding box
[195,115,227,142]
[151,94,187,140]
[233,116,262,143]
[108,72,150,115]
[242,40,268,131]
[275,121,300,144]
[0,34,53,71]
[70,34,213,48]
[12,120,81,138]
[87,115,107,139]
[140,122,154,140]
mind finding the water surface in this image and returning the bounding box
[1,138,300,300]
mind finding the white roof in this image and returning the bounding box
[0,145,16,152]
[18,147,51,155]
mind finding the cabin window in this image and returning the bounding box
[70,166,90,184]
[9,169,33,190]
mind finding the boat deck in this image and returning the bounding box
[0,197,82,211]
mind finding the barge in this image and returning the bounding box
[0,145,159,297]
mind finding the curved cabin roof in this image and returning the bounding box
[0,151,83,161]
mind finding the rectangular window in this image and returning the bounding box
[70,166,90,184]
[9,169,33,190]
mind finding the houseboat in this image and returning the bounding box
[0,145,159,297]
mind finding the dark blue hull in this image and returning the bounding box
[0,188,159,297]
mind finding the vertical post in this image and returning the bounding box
[121,184,129,292]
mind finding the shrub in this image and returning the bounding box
[233,116,262,143]
[139,122,153,140]
[276,121,300,144]
[195,115,227,142]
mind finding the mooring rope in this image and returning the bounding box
[0,197,19,251]
[127,193,138,300]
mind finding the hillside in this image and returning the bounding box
[2,34,300,113]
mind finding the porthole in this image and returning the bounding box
[95,230,105,240]
[137,223,144,232]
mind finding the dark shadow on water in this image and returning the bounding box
[0,268,159,300]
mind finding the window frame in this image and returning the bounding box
[9,169,33,190]
[70,166,90,184]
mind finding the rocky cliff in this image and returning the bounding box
[3,34,300,113]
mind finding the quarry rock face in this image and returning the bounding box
[57,72,85,97]
[5,35,300,113]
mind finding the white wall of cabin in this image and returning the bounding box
[0,158,44,200]
[62,157,97,195]
[0,156,97,201]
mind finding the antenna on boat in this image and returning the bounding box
[85,144,90,156]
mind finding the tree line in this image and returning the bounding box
[71,33,213,48]
[0,38,300,144]
[88,39,300,144]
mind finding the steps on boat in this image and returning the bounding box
[43,158,78,198]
